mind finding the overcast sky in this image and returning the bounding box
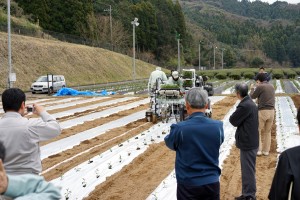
[255,0,300,4]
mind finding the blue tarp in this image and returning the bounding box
[54,87,116,96]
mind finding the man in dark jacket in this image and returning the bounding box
[268,108,300,200]
[254,67,271,82]
[230,83,259,200]
[165,88,224,200]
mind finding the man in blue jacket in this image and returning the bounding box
[164,87,224,200]
[230,83,259,200]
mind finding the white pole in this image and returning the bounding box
[7,0,12,88]
[109,5,112,50]
[213,46,215,70]
[198,42,201,71]
[104,5,113,50]
[221,49,224,70]
[133,24,135,82]
[178,38,180,72]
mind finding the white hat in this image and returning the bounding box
[172,71,179,79]
[156,67,161,71]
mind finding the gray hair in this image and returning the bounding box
[235,83,248,98]
[185,87,208,109]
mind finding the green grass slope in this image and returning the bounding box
[0,32,159,92]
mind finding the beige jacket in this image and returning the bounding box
[0,111,61,175]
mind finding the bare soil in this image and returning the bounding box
[84,96,237,199]
[40,98,147,145]
[40,95,300,200]
[43,119,153,181]
[220,124,277,200]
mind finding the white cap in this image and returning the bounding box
[172,71,179,79]
[156,67,161,71]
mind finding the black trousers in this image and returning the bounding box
[177,182,220,200]
[240,148,257,198]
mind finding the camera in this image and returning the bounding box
[27,106,34,113]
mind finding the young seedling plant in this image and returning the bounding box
[64,188,71,200]
[95,169,100,178]
[108,162,112,169]
[82,178,87,188]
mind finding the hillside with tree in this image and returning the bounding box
[1,0,300,69]
[180,0,300,68]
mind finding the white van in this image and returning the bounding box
[30,75,66,94]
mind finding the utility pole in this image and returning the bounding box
[199,41,201,71]
[7,0,13,88]
[213,46,217,70]
[176,32,181,72]
[221,48,225,69]
[131,18,139,83]
[104,5,113,50]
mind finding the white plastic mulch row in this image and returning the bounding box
[41,108,148,160]
[275,80,284,93]
[148,97,300,200]
[0,98,55,114]
[275,96,300,152]
[290,81,300,93]
[146,100,239,200]
[44,97,107,111]
[52,97,137,119]
[294,80,300,89]
[46,96,225,199]
[222,86,235,94]
[27,97,107,117]
[37,97,82,106]
[58,98,148,129]
[51,120,174,200]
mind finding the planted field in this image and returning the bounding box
[24,90,300,200]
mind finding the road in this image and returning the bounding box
[283,80,299,94]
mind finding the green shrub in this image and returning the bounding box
[244,71,255,79]
[292,68,300,75]
[283,69,297,79]
[198,71,215,79]
[216,72,227,79]
[229,71,241,80]
[272,69,284,79]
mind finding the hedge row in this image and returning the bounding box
[196,68,299,80]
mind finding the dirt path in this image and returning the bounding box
[41,101,148,145]
[84,96,237,200]
[221,94,300,199]
[220,124,277,200]
[283,80,298,94]
[43,119,153,181]
[85,143,176,200]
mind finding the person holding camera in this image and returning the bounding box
[0,88,61,175]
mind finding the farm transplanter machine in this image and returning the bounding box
[146,69,214,123]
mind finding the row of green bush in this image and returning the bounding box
[196,68,299,80]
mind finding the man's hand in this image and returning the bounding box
[0,160,8,194]
[32,103,45,115]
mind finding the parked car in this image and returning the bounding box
[30,75,66,94]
